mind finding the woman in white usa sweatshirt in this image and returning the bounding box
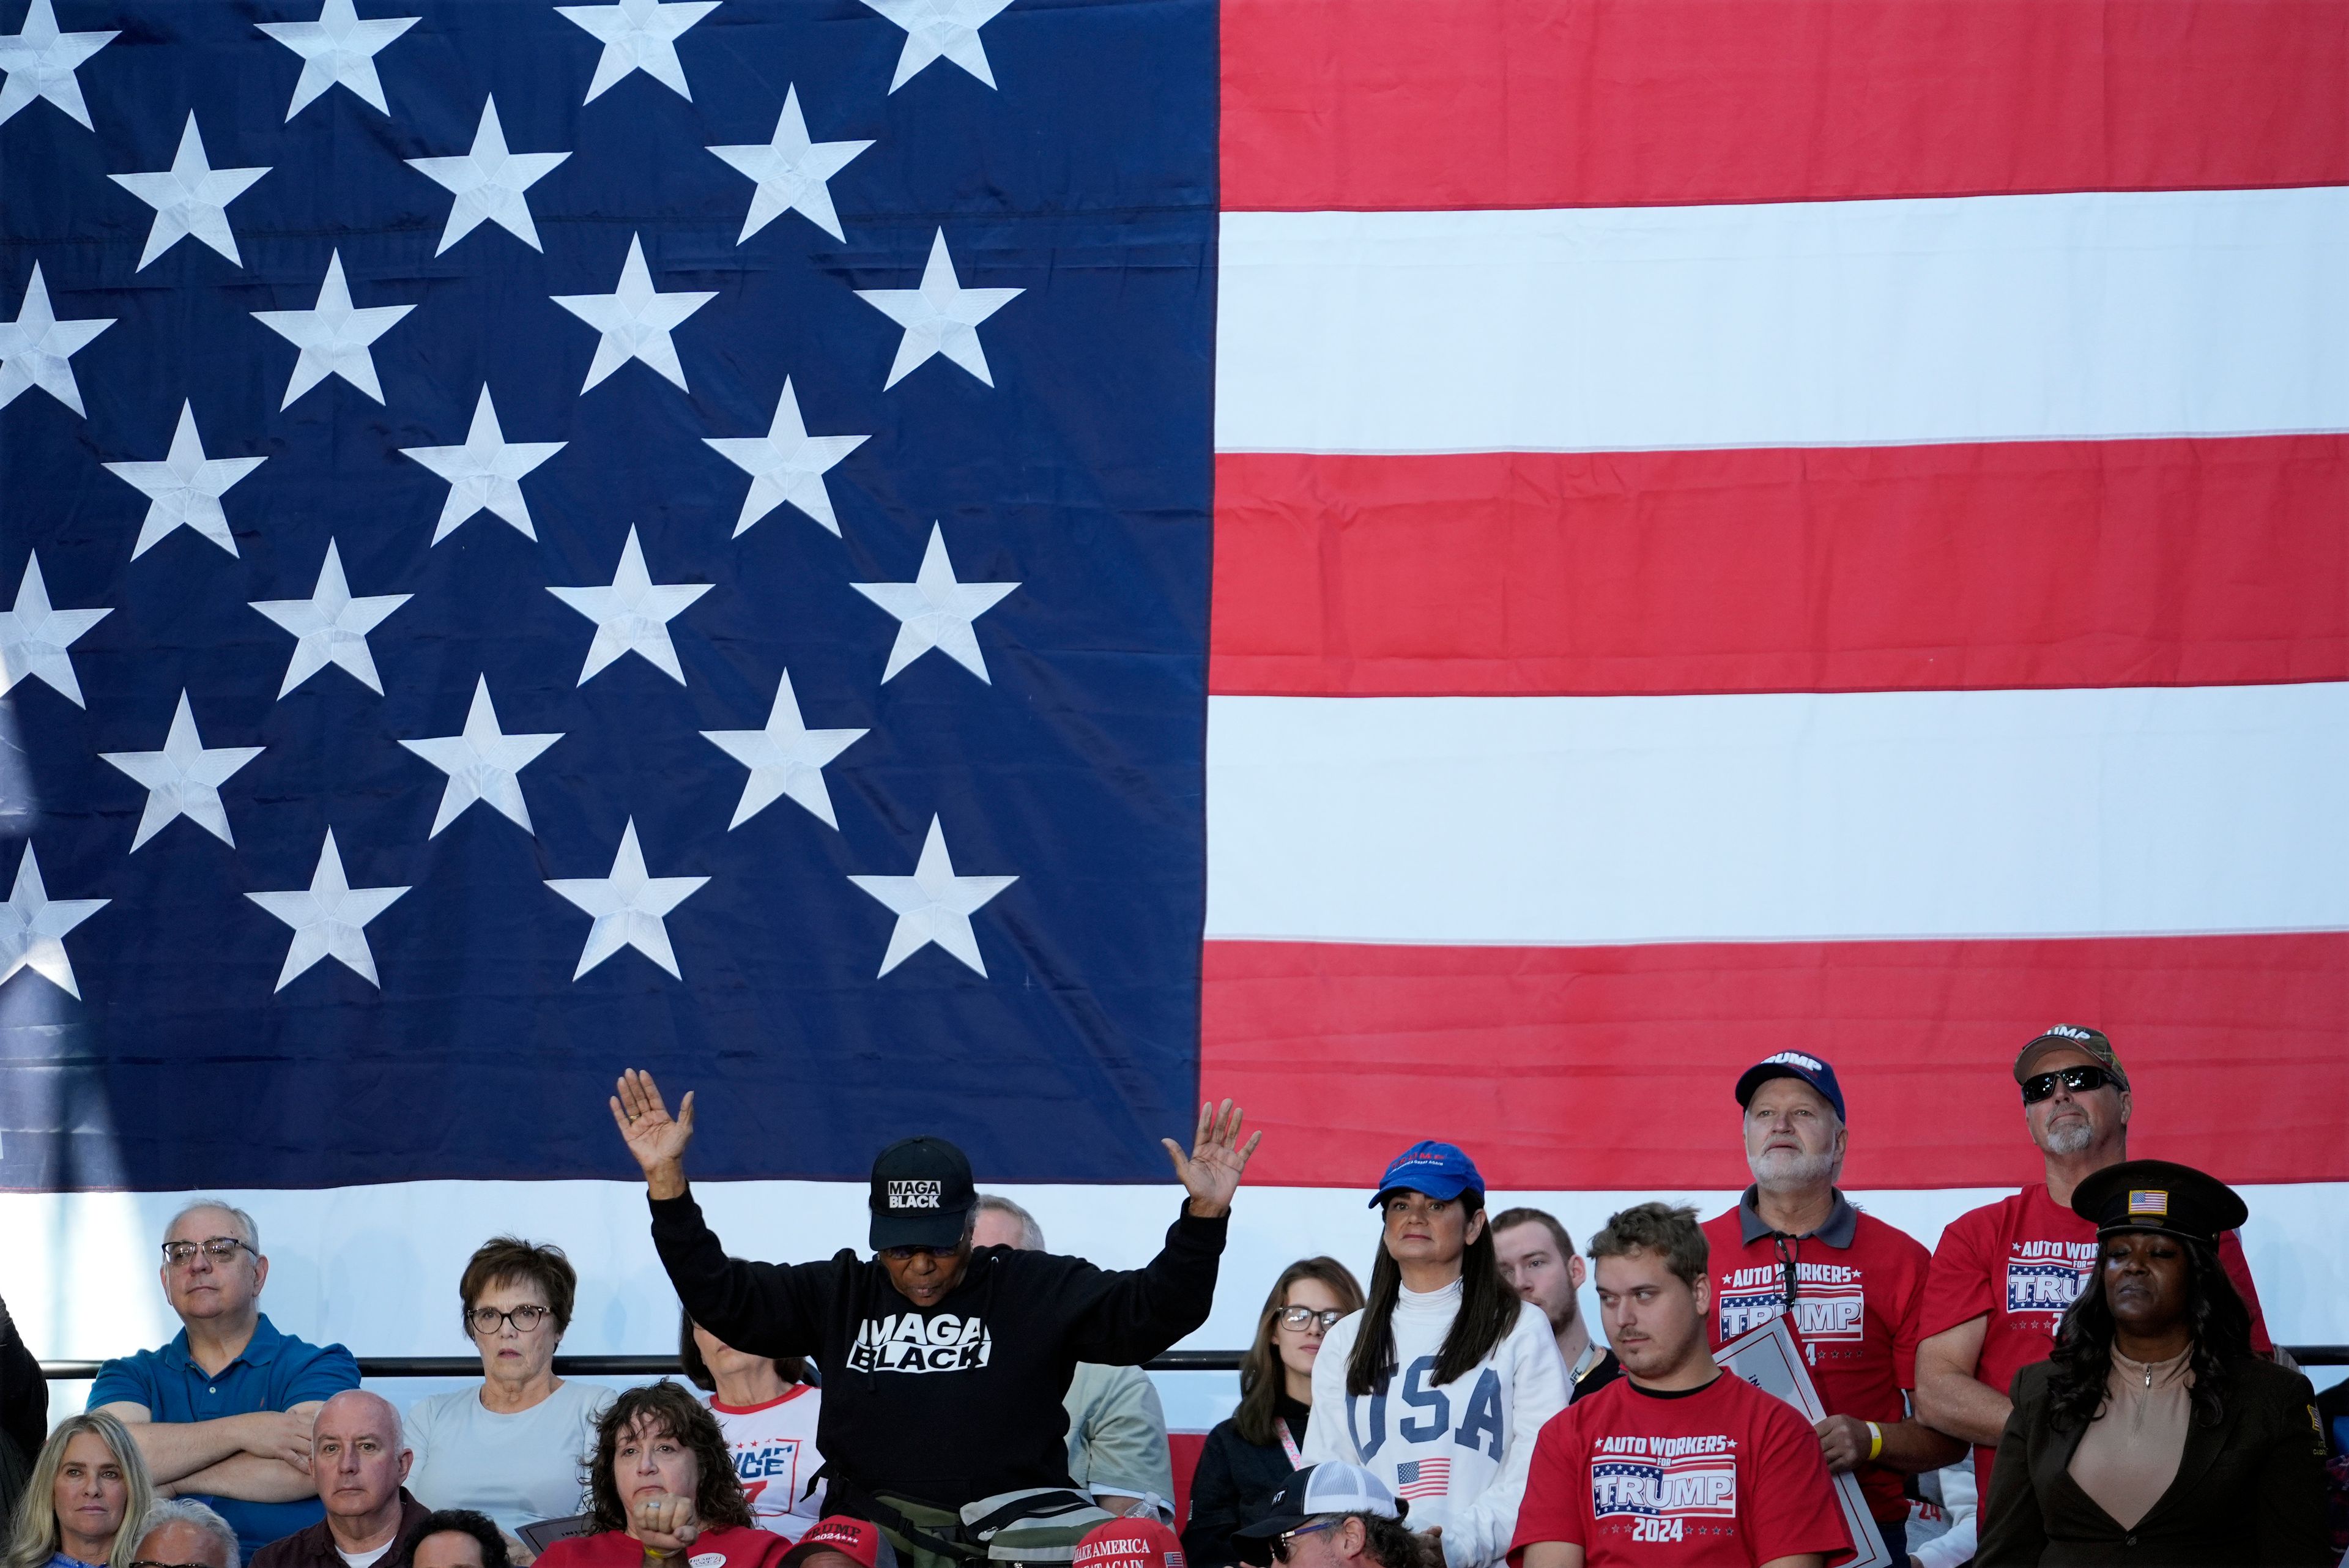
[1303,1140,1567,1568]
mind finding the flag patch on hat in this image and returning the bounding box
[2129,1189,2168,1217]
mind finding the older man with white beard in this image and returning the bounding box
[1912,1025,2277,1506]
[1698,1052,1961,1565]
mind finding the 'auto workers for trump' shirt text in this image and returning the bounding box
[1700,1192,1931,1527]
[1508,1372,1849,1566]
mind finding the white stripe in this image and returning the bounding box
[6,1180,2343,1388]
[1204,684,2349,946]
[1214,189,2349,455]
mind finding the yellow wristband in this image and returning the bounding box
[1865,1421,1885,1461]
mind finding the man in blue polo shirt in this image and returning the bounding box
[91,1200,358,1560]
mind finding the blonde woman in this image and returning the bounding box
[7,1413,154,1568]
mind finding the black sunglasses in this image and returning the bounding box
[2021,1064,2117,1104]
[1271,1522,1338,1564]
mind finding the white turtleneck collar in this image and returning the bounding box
[1396,1276,1465,1315]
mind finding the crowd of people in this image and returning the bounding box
[4,1025,2345,1568]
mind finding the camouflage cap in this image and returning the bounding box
[2013,1024,2128,1090]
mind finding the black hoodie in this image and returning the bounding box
[650,1188,1225,1510]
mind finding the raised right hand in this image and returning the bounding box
[610,1069,695,1198]
[239,1409,316,1471]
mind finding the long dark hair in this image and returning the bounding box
[1347,1190,1521,1396]
[2045,1235,2252,1432]
[1235,1257,1365,1446]
[584,1381,755,1534]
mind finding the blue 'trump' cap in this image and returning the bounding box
[1734,1050,1848,1124]
[1370,1140,1484,1207]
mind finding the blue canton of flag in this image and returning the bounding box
[0,0,1215,1190]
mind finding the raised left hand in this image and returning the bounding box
[1162,1099,1262,1218]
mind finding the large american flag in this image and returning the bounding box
[1,0,2343,1374]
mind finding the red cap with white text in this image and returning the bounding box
[1074,1518,1186,1568]
[781,1518,900,1568]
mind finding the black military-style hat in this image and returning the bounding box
[2069,1158,2247,1245]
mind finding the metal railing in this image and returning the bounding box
[39,1346,2347,1379]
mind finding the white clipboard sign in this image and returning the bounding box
[1715,1313,1894,1568]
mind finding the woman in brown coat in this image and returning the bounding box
[1975,1159,2329,1566]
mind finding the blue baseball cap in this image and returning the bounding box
[1369,1140,1484,1207]
[1735,1050,1847,1123]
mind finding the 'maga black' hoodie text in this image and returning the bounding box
[650,1187,1225,1510]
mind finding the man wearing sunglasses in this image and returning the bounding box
[90,1202,359,1562]
[1912,1024,2274,1498]
[1231,1463,1422,1568]
[612,1069,1260,1564]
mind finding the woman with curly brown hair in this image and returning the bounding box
[1976,1161,2329,1566]
[534,1384,789,1568]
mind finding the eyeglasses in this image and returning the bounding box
[161,1238,254,1267]
[1277,1307,1344,1332]
[1272,1521,1338,1564]
[2021,1065,2117,1104]
[467,1304,553,1335]
[878,1244,956,1261]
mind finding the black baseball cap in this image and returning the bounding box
[868,1135,976,1250]
[2069,1159,2247,1246]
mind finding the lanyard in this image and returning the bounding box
[1278,1418,1303,1468]
[1773,1231,1803,1310]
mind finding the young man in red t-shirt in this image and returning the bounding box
[1508,1203,1850,1568]
[1912,1025,2275,1498]
[1699,1053,1963,1564]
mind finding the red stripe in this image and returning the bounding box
[1200,933,2349,1189]
[1221,0,2349,212]
[1209,438,2349,698]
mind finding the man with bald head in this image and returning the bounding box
[92,1200,359,1561]
[250,1391,433,1568]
